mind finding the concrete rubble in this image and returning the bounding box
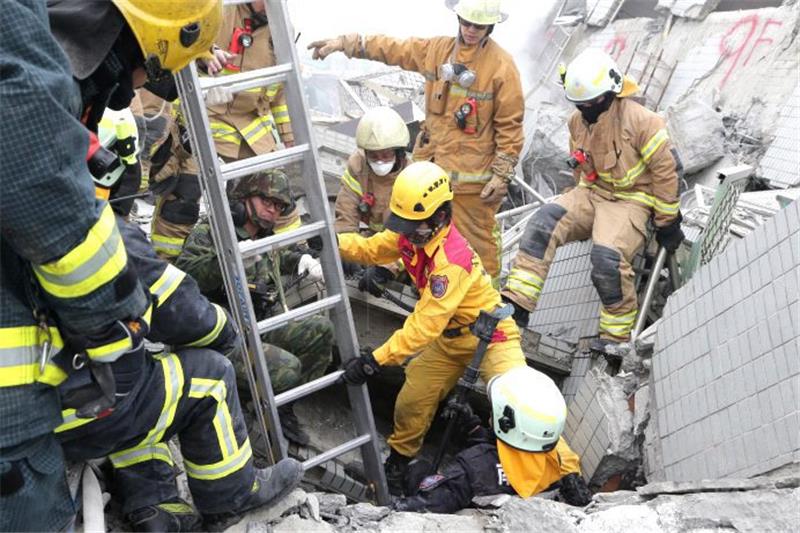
[226,471,800,532]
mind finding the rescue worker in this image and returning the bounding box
[309,0,524,283]
[337,162,581,495]
[45,0,305,529]
[146,1,297,261]
[0,2,150,529]
[334,106,411,292]
[501,49,684,354]
[176,170,332,446]
[395,366,592,512]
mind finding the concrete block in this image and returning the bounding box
[786,339,800,376]
[779,377,798,419]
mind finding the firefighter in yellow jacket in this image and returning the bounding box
[310,0,524,282]
[337,162,581,495]
[502,49,685,354]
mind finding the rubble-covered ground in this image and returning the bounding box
[224,463,799,533]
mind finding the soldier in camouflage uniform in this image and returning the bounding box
[176,170,331,445]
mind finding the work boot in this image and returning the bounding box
[559,473,592,507]
[203,458,304,532]
[279,405,310,446]
[384,449,411,497]
[126,499,202,532]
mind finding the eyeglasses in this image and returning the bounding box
[260,196,287,212]
[458,17,488,31]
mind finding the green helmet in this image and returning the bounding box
[229,170,293,208]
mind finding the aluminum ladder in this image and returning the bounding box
[174,0,389,505]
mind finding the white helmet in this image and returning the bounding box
[355,106,410,152]
[446,0,508,25]
[487,366,566,452]
[562,48,624,103]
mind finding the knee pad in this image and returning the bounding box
[519,203,567,259]
[590,245,623,306]
[160,174,201,225]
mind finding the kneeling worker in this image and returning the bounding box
[337,161,581,495]
[395,366,592,512]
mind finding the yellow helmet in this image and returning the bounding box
[112,0,222,75]
[446,0,508,25]
[386,162,453,236]
[356,107,410,151]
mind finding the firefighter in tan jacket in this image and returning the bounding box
[310,0,524,282]
[502,49,685,353]
[334,106,411,292]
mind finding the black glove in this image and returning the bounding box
[340,351,381,385]
[655,213,685,252]
[502,295,530,329]
[342,261,364,279]
[358,266,394,297]
[441,394,474,421]
[249,280,277,318]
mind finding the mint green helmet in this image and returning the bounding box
[487,366,566,452]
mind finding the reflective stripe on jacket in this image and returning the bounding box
[568,98,680,227]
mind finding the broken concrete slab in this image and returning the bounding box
[656,0,720,20]
[664,96,725,175]
[579,504,663,533]
[222,489,310,533]
[339,502,391,526]
[376,511,485,532]
[490,497,583,532]
[272,514,335,533]
[637,478,777,498]
[310,492,347,516]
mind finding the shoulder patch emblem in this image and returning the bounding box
[430,274,449,298]
[419,474,445,491]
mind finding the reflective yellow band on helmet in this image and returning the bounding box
[33,205,127,299]
[151,234,186,258]
[270,105,290,124]
[109,442,173,469]
[184,439,252,481]
[188,377,238,458]
[184,304,227,348]
[0,326,67,387]
[506,269,544,302]
[640,129,669,163]
[340,169,363,196]
[275,218,302,234]
[149,264,187,307]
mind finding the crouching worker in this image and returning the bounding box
[394,366,592,512]
[338,161,582,495]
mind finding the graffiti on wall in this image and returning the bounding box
[718,14,783,87]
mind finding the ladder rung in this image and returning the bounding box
[221,144,310,182]
[200,63,292,93]
[302,434,372,471]
[239,220,326,258]
[257,295,342,334]
[275,370,344,407]
[223,0,253,5]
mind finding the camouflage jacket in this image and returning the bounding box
[176,220,304,305]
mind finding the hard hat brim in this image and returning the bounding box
[385,212,423,235]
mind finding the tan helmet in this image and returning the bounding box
[446,0,508,25]
[562,48,624,103]
[111,0,223,75]
[355,107,410,152]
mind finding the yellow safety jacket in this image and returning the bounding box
[340,34,524,195]
[334,151,408,235]
[339,224,519,365]
[208,4,293,159]
[568,97,680,227]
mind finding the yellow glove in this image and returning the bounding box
[307,36,345,60]
[479,174,509,205]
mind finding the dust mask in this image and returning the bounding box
[369,157,396,176]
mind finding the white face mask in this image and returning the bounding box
[368,157,396,176]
